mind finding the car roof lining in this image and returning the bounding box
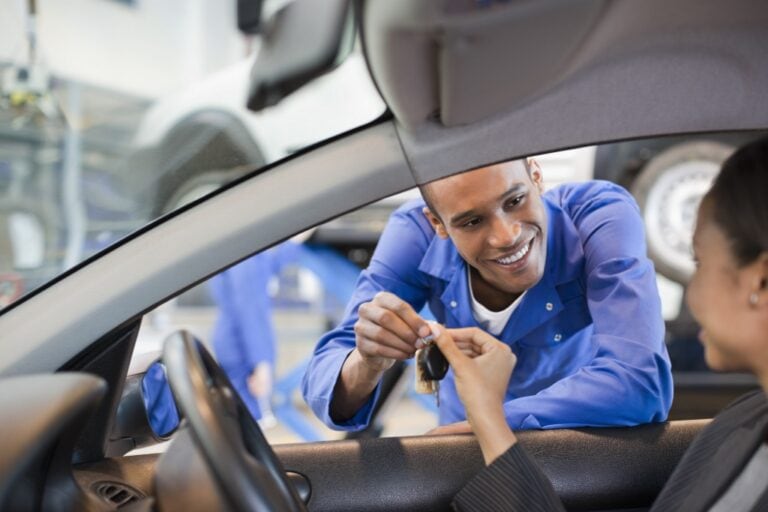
[364,0,768,183]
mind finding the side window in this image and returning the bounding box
[129,131,767,451]
[133,191,442,446]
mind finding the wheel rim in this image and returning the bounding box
[643,159,718,281]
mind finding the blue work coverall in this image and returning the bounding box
[211,251,278,420]
[302,181,673,430]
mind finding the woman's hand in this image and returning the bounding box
[432,325,516,420]
[430,323,519,464]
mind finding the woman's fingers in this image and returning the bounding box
[428,324,517,385]
[448,327,503,356]
[429,323,468,367]
[453,336,481,356]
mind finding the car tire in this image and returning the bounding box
[630,140,735,284]
[157,168,249,215]
[146,111,266,218]
[160,169,252,307]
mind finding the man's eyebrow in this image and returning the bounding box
[499,183,526,200]
[449,209,479,226]
[448,183,526,226]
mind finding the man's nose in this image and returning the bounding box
[488,216,522,248]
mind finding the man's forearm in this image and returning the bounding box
[330,349,385,422]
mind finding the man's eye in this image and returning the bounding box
[505,195,525,209]
[462,217,481,228]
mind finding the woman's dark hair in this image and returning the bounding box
[706,135,768,266]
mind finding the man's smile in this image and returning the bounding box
[488,234,537,270]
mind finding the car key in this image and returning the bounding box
[415,334,448,407]
[420,340,448,380]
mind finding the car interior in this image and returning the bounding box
[0,0,767,510]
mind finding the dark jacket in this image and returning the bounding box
[453,390,768,511]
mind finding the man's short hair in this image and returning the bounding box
[419,183,439,217]
[419,158,532,220]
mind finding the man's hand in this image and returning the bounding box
[354,291,431,371]
[331,291,430,422]
[247,361,272,399]
[426,421,472,435]
[431,324,519,464]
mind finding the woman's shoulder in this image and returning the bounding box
[692,389,768,445]
[651,389,768,510]
[716,389,768,419]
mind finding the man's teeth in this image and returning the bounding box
[496,241,531,265]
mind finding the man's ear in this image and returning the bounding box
[423,207,449,239]
[528,158,544,193]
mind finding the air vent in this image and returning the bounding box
[93,481,144,508]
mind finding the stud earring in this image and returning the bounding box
[749,293,759,306]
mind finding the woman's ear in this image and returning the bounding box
[759,252,768,291]
[423,207,449,239]
[748,251,768,306]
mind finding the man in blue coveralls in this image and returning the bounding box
[302,158,673,434]
[211,251,278,424]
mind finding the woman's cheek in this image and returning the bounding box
[685,278,703,324]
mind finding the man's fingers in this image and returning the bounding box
[365,306,420,345]
[357,335,413,360]
[371,291,430,339]
[355,318,416,356]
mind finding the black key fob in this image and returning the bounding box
[418,342,449,381]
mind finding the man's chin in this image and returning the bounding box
[492,262,544,292]
[485,277,541,299]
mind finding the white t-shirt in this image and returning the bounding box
[468,267,526,336]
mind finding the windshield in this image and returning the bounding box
[0,0,385,309]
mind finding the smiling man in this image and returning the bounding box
[302,158,673,433]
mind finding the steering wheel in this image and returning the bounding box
[163,330,307,512]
